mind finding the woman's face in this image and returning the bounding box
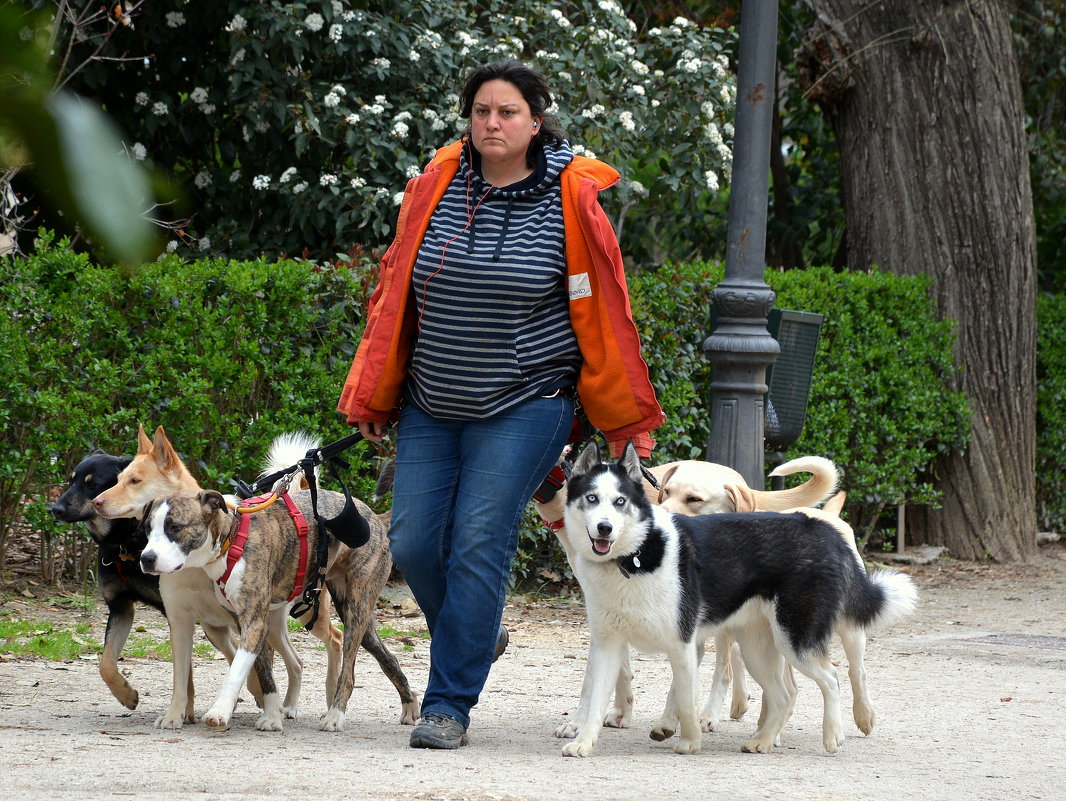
[470,79,540,176]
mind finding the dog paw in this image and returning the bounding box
[673,737,701,755]
[648,725,673,742]
[256,714,284,732]
[741,738,773,753]
[154,714,184,730]
[399,700,421,726]
[730,695,750,720]
[853,705,875,735]
[602,707,631,729]
[700,715,720,733]
[319,708,346,732]
[823,729,845,753]
[116,685,139,710]
[561,739,596,757]
[282,705,298,720]
[203,709,231,730]
[553,722,578,739]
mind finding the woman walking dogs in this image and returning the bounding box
[337,59,663,749]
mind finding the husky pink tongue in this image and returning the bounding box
[592,538,612,555]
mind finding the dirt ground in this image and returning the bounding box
[1,543,1064,801]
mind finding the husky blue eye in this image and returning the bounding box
[585,494,597,503]
[614,497,626,507]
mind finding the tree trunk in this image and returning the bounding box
[797,0,1037,560]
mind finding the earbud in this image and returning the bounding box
[532,122,539,129]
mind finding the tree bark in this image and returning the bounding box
[797,0,1037,560]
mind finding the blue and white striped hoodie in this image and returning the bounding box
[404,140,581,419]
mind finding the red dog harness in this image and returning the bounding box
[217,492,310,602]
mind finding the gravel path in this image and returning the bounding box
[1,546,1064,801]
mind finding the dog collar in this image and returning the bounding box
[616,550,642,579]
[541,517,566,531]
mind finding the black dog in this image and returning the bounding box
[49,450,160,709]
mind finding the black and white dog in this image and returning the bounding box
[560,442,917,757]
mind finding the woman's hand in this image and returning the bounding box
[357,420,388,442]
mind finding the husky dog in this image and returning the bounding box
[560,442,917,757]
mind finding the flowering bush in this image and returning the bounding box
[51,0,735,265]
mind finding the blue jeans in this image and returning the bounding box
[389,395,573,729]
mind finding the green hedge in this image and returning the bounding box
[1037,292,1066,533]
[0,233,380,577]
[631,262,973,547]
[5,240,1061,586]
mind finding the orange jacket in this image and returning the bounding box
[337,140,664,456]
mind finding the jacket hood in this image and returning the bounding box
[427,139,620,192]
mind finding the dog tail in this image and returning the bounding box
[755,455,839,511]
[860,569,919,632]
[261,431,320,478]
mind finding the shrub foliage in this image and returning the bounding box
[8,242,1062,584]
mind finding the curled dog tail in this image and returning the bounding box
[755,456,840,511]
[261,431,320,479]
[853,569,918,632]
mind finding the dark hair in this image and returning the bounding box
[457,59,565,147]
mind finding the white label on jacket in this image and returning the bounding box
[568,273,592,300]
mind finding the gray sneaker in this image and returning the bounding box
[410,712,468,749]
[493,625,509,663]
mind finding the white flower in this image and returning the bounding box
[166,240,179,253]
[632,84,645,96]
[230,170,241,183]
[231,48,246,65]
[350,177,367,189]
[392,121,409,139]
[151,101,169,116]
[371,57,390,70]
[331,84,347,96]
[332,1,344,15]
[631,60,649,76]
[572,144,597,159]
[375,187,390,199]
[705,122,723,144]
[365,104,385,115]
[651,99,661,108]
[293,182,308,194]
[304,13,325,32]
[135,91,149,106]
[723,122,735,137]
[201,103,216,114]
[345,113,361,125]
[628,179,647,196]
[198,237,211,251]
[279,167,298,184]
[194,171,211,189]
[393,191,405,206]
[320,174,339,186]
[405,165,421,178]
[598,0,623,14]
[343,11,356,22]
[550,9,572,28]
[224,14,246,33]
[673,16,694,27]
[190,87,208,104]
[252,175,271,190]
[619,111,635,132]
[682,58,701,74]
[409,49,420,61]
[581,104,606,120]
[324,92,341,108]
[457,32,478,48]
[704,169,719,192]
[130,143,147,161]
[329,24,343,42]
[431,118,446,131]
[166,12,186,28]
[559,71,572,82]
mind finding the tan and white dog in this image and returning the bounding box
[138,486,419,731]
[538,453,840,740]
[92,425,342,725]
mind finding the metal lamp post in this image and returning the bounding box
[703,0,781,489]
